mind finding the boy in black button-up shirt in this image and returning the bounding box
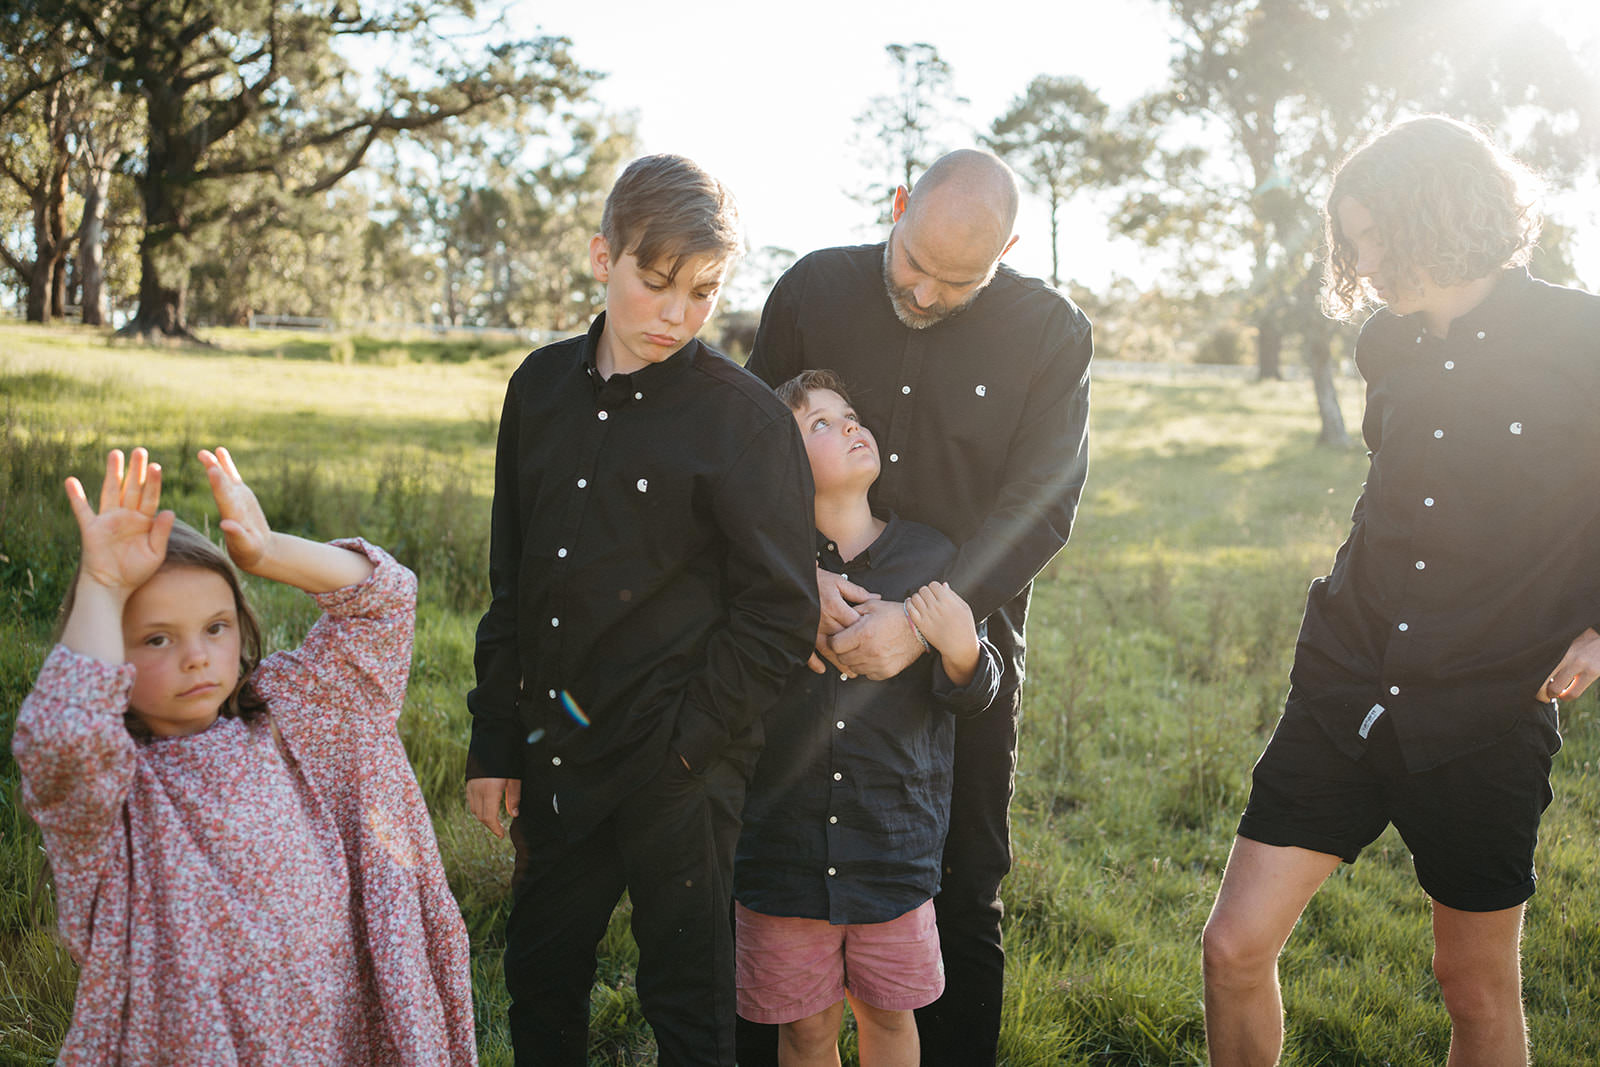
[464,155,819,1067]
[1203,117,1600,1066]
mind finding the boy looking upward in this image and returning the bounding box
[465,155,820,1067]
[734,370,1001,1067]
[1202,117,1600,1065]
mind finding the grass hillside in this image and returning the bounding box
[2,323,1596,1065]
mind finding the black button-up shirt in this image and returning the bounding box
[747,243,1093,706]
[467,314,820,837]
[1291,269,1600,770]
[736,515,1002,924]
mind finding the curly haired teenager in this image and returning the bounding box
[1202,116,1600,1066]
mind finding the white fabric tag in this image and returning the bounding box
[1358,703,1386,739]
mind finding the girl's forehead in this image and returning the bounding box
[124,565,236,625]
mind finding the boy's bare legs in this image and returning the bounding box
[1431,901,1528,1066]
[1202,837,1341,1066]
[777,1002,844,1067]
[846,995,918,1067]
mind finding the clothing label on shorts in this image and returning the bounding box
[1358,703,1386,739]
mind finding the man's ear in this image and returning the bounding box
[589,233,611,282]
[891,186,910,223]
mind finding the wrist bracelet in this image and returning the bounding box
[903,598,931,653]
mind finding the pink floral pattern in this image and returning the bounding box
[13,541,475,1065]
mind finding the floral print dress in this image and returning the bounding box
[13,541,476,1065]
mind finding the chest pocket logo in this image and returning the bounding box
[1509,422,1523,435]
[974,384,987,397]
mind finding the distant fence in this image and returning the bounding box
[246,312,564,347]
[1094,358,1357,381]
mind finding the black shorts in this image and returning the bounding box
[1238,705,1560,912]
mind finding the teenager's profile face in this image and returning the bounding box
[1336,196,1441,321]
[794,387,878,493]
[589,234,727,377]
[123,565,242,737]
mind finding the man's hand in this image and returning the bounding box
[1538,627,1600,702]
[829,597,924,680]
[467,776,522,839]
[810,567,879,675]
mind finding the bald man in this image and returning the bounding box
[742,149,1095,1067]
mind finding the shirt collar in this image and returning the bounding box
[1411,266,1533,342]
[580,311,703,404]
[815,510,899,570]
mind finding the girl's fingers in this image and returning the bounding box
[98,449,124,514]
[120,448,148,511]
[138,462,163,514]
[216,445,242,483]
[150,509,176,557]
[64,476,95,530]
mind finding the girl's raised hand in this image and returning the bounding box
[199,447,273,573]
[64,447,175,595]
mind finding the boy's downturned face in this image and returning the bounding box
[794,388,878,495]
[589,234,728,377]
[1336,196,1443,321]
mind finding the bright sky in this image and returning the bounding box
[507,0,1176,296]
[507,0,1600,297]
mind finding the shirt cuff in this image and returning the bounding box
[36,644,137,711]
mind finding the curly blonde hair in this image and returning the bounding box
[1321,116,1542,321]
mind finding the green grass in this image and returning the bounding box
[3,322,1598,1065]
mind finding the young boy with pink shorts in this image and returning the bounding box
[734,370,1002,1066]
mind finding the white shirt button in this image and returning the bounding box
[1389,686,1400,695]
[557,548,567,558]
[839,672,848,681]
[901,385,911,394]
[548,689,557,698]
[1415,561,1426,570]
[551,756,562,766]
[827,867,837,876]
[1414,336,1422,344]
[597,410,608,421]
[1444,360,1455,370]
[634,391,643,400]
[1433,429,1444,439]
[828,815,838,824]
[833,772,842,781]
[577,478,588,488]
[889,453,900,462]
[551,617,560,626]
[835,720,845,730]
[1398,623,1409,632]
[1476,330,1486,340]
[1424,497,1435,507]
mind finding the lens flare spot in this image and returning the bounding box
[526,728,546,745]
[559,691,591,727]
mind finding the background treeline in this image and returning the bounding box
[4,1,1599,450]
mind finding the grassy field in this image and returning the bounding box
[2,322,1597,1065]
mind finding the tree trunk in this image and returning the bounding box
[122,78,206,341]
[1306,332,1350,447]
[1048,187,1061,289]
[78,164,111,325]
[1256,319,1283,380]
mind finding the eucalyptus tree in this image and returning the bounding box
[20,0,594,340]
[851,43,968,222]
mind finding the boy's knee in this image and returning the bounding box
[780,1006,843,1057]
[1201,915,1276,991]
[850,1001,915,1035]
[1432,951,1522,1025]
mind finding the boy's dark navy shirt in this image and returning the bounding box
[467,313,820,838]
[1290,269,1600,770]
[735,514,1002,925]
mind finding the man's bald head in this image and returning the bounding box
[904,150,1020,260]
[882,150,1021,329]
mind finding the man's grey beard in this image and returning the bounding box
[881,244,978,330]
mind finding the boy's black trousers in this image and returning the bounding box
[505,749,747,1067]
